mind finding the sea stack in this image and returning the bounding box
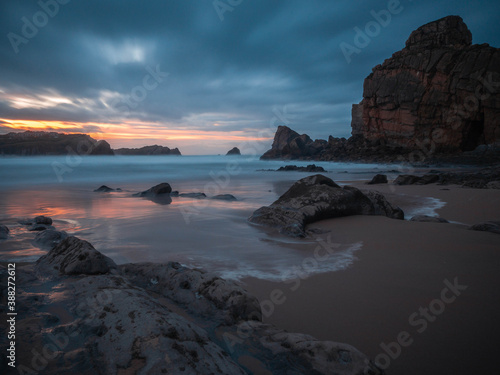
[226,147,241,155]
[355,15,500,153]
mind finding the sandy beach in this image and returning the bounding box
[243,183,500,375]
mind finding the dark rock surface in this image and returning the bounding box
[226,147,241,155]
[249,174,403,237]
[179,192,207,199]
[134,182,173,197]
[410,215,449,223]
[367,174,388,185]
[35,236,117,277]
[114,145,181,155]
[0,237,383,374]
[0,225,9,239]
[469,221,500,234]
[277,164,327,172]
[0,131,114,155]
[35,215,53,225]
[19,216,55,231]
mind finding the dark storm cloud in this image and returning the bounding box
[1,0,499,142]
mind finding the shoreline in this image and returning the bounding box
[242,182,500,375]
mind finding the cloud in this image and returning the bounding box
[0,0,499,152]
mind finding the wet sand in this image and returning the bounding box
[242,183,500,375]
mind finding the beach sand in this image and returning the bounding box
[242,183,500,375]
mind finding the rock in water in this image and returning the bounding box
[249,174,403,237]
[276,164,327,172]
[35,215,52,225]
[367,174,388,184]
[226,147,241,155]
[134,182,172,197]
[356,15,500,153]
[33,229,68,249]
[0,225,9,239]
[35,236,117,277]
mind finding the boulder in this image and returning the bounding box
[410,215,449,223]
[249,174,403,237]
[35,236,117,277]
[0,225,9,239]
[134,182,172,197]
[226,147,241,155]
[367,174,388,184]
[179,192,206,199]
[33,229,68,249]
[469,221,500,234]
[35,215,52,225]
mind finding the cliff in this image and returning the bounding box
[358,15,500,153]
[0,131,114,155]
[114,145,181,155]
[261,16,500,163]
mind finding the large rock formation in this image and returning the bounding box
[0,237,383,374]
[260,126,328,160]
[249,174,403,237]
[226,147,241,155]
[114,145,181,155]
[357,15,500,153]
[0,131,114,155]
[261,16,500,163]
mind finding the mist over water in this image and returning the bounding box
[0,155,412,280]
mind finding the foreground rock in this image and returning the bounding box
[393,174,439,185]
[35,236,117,278]
[0,225,9,239]
[0,237,382,374]
[277,164,326,172]
[249,174,403,237]
[226,147,241,155]
[469,221,500,234]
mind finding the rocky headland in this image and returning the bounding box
[0,131,114,156]
[114,145,181,156]
[261,16,500,164]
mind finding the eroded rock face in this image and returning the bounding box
[249,175,403,237]
[35,236,117,277]
[357,15,500,153]
[1,239,383,375]
[261,126,326,160]
[226,147,241,155]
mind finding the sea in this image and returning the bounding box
[0,155,443,281]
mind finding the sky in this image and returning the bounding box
[0,0,499,154]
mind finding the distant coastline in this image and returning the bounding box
[0,131,182,156]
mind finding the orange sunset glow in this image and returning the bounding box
[0,118,272,151]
